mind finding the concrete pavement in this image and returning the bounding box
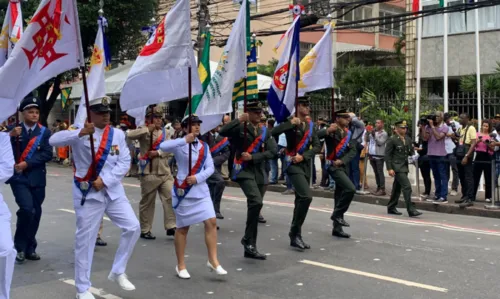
[4,164,500,299]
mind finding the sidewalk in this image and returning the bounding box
[225,170,500,219]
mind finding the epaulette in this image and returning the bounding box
[68,125,79,131]
[0,126,7,132]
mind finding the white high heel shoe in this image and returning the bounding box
[176,266,191,279]
[207,261,228,275]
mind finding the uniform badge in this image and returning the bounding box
[177,188,185,197]
[111,145,119,156]
[234,164,242,171]
[139,159,147,166]
[80,181,90,191]
[285,155,292,163]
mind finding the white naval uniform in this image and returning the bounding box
[0,132,15,299]
[49,126,140,294]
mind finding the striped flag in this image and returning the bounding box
[61,87,72,110]
[188,31,212,114]
[0,0,23,67]
[232,40,258,102]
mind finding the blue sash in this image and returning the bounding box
[232,126,267,180]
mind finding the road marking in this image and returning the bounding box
[299,260,448,293]
[222,195,500,237]
[58,209,111,221]
[61,279,122,299]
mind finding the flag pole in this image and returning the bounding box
[443,0,449,112]
[188,66,192,176]
[293,18,300,156]
[414,0,423,142]
[74,0,96,205]
[15,109,20,163]
[148,106,154,173]
[328,14,335,120]
[243,77,248,150]
[474,0,482,131]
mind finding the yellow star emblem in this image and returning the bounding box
[90,44,103,67]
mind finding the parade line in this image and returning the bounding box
[299,260,449,293]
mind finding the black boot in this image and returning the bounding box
[241,238,266,260]
[331,215,350,227]
[332,224,351,238]
[388,208,403,215]
[408,210,422,217]
[289,233,307,250]
[297,234,311,249]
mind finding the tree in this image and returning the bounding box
[0,0,156,126]
[257,58,278,77]
[460,62,500,93]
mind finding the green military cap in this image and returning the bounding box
[334,109,350,118]
[246,101,263,112]
[146,106,163,118]
[394,120,409,128]
[298,96,310,105]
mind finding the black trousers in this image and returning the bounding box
[457,155,474,200]
[238,179,264,246]
[473,152,494,200]
[208,171,225,213]
[11,184,45,254]
[419,158,432,195]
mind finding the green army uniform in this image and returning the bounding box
[317,109,357,238]
[271,97,320,250]
[385,120,422,217]
[219,101,277,260]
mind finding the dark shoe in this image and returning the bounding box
[25,252,41,261]
[217,226,220,230]
[331,216,350,227]
[140,231,156,240]
[216,212,224,220]
[241,239,266,260]
[16,252,25,263]
[379,189,387,196]
[258,214,267,224]
[459,200,473,208]
[289,234,307,250]
[455,197,466,204]
[332,226,351,238]
[297,235,311,249]
[408,210,423,217]
[166,228,176,236]
[96,237,107,246]
[388,209,403,215]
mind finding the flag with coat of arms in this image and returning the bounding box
[120,0,202,111]
[298,22,333,96]
[74,17,111,127]
[267,17,301,123]
[0,0,23,67]
[0,0,81,124]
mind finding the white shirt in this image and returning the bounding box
[0,132,14,204]
[278,133,287,147]
[49,126,131,202]
[23,123,37,134]
[160,137,214,200]
[445,120,461,154]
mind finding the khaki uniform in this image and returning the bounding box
[127,127,176,232]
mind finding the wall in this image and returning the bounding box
[420,30,500,78]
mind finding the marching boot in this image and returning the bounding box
[387,208,403,215]
[332,223,351,238]
[297,234,311,249]
[241,238,266,260]
[331,215,350,227]
[289,233,307,250]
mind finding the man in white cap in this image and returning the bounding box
[0,125,15,299]
[50,96,140,299]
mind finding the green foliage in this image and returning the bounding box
[393,33,406,66]
[360,89,412,133]
[460,62,500,93]
[257,58,278,77]
[336,64,405,97]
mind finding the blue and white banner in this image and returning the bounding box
[266,17,301,123]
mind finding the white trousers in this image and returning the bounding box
[73,195,140,294]
[0,200,16,299]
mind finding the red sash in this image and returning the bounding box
[326,128,350,161]
[19,123,44,163]
[210,137,229,154]
[174,142,207,190]
[75,125,112,182]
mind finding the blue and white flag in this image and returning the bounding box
[267,17,301,123]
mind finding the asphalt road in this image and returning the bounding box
[5,164,500,299]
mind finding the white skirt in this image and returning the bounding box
[173,195,215,228]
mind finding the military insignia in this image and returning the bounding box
[33,99,36,103]
[102,97,109,106]
[402,120,407,126]
[111,145,119,156]
[257,102,262,108]
[285,155,292,163]
[177,188,185,197]
[0,126,7,132]
[80,181,90,191]
[139,159,147,166]
[234,164,242,172]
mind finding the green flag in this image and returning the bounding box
[188,31,212,115]
[61,87,72,111]
[439,0,445,7]
[232,0,258,102]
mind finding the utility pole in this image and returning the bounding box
[197,0,210,62]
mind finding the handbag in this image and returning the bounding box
[453,125,470,158]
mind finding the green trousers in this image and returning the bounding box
[329,167,356,218]
[288,172,312,236]
[238,179,265,245]
[388,172,415,212]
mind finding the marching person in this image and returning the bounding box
[385,120,422,217]
[201,124,230,220]
[271,97,320,250]
[160,114,226,279]
[127,106,176,239]
[7,94,52,264]
[0,126,15,299]
[317,110,357,238]
[50,96,140,299]
[219,101,277,260]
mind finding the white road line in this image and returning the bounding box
[58,209,111,221]
[61,279,122,299]
[222,195,500,237]
[299,260,448,293]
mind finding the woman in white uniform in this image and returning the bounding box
[160,115,227,279]
[0,127,15,299]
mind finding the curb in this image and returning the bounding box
[224,181,500,219]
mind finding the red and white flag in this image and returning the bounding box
[0,0,23,67]
[0,0,81,123]
[120,0,202,111]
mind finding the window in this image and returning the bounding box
[300,42,314,60]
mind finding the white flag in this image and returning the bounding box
[74,20,108,127]
[298,23,333,96]
[127,106,148,127]
[120,0,201,111]
[0,0,23,67]
[0,0,81,123]
[196,0,247,134]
